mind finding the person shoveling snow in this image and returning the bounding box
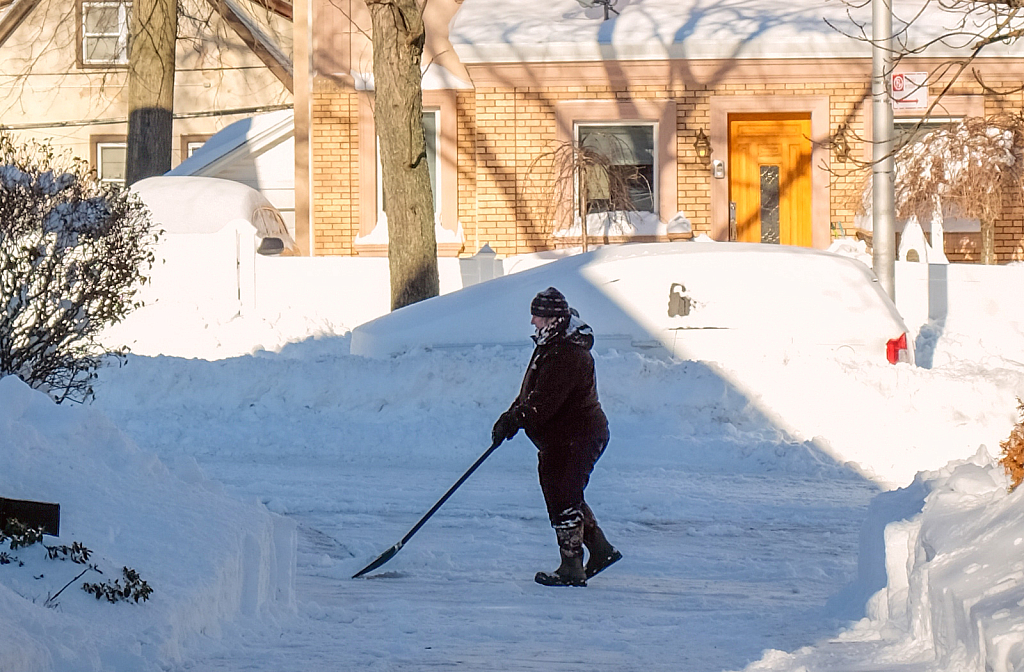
[492,287,622,587]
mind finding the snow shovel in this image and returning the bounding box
[352,439,503,578]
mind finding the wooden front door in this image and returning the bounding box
[728,114,812,246]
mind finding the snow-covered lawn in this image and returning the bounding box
[3,243,1024,671]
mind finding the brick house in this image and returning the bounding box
[293,0,1024,262]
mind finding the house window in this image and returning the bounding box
[376,109,440,222]
[180,134,212,162]
[81,1,130,66]
[894,117,960,151]
[576,124,656,214]
[94,141,127,183]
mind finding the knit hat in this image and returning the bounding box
[530,287,570,318]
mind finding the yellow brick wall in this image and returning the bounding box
[311,80,359,256]
[985,80,1024,263]
[309,74,1024,263]
[677,87,712,236]
[456,91,477,250]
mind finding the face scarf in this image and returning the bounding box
[532,315,569,345]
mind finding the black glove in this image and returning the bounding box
[492,408,521,444]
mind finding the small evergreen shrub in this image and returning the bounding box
[999,397,1024,492]
[1,516,152,605]
[0,517,43,550]
[83,567,153,603]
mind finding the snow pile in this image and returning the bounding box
[350,242,907,366]
[13,235,1024,670]
[745,449,1024,672]
[827,236,872,267]
[0,375,295,672]
[869,451,1024,671]
[130,176,286,237]
[896,260,1024,370]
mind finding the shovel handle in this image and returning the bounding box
[352,439,503,579]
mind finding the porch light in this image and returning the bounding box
[832,123,852,163]
[693,129,712,164]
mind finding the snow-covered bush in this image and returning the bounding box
[999,397,1024,491]
[0,132,158,403]
[892,114,1024,224]
[858,113,1024,263]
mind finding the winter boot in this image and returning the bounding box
[535,521,587,587]
[582,502,622,579]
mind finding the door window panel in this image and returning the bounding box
[759,165,780,244]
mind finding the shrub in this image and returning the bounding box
[999,397,1024,492]
[1,519,152,606]
[83,566,153,604]
[0,132,158,403]
[0,517,43,550]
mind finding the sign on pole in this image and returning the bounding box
[891,72,928,110]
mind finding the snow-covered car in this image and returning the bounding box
[351,242,913,366]
[130,175,297,255]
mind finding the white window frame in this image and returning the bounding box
[81,1,130,66]
[573,121,659,216]
[96,142,127,184]
[376,108,441,226]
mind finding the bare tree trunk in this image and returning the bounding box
[980,216,997,264]
[126,0,177,185]
[366,0,439,311]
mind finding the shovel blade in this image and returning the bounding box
[351,543,402,579]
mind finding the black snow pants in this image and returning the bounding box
[537,425,610,529]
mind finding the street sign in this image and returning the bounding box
[892,72,929,110]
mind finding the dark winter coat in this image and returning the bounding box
[509,320,608,454]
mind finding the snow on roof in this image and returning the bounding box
[168,109,293,177]
[449,0,1024,63]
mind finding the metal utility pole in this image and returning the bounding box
[872,0,896,300]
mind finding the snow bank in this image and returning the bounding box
[896,260,1024,370]
[100,242,500,360]
[0,376,296,672]
[862,451,1024,671]
[746,450,1024,672]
